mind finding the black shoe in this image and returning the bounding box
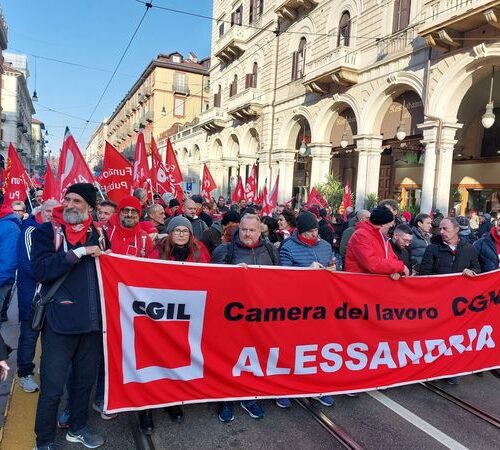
[491,369,500,379]
[165,405,184,423]
[138,410,154,435]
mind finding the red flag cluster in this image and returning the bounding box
[2,144,31,203]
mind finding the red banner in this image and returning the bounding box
[149,137,172,197]
[244,164,257,203]
[98,142,133,203]
[2,143,30,203]
[97,255,500,413]
[201,164,216,202]
[132,132,150,191]
[164,138,184,203]
[57,128,95,202]
[231,176,244,203]
[42,160,58,202]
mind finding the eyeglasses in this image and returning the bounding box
[172,228,190,236]
[121,208,139,216]
[13,209,25,213]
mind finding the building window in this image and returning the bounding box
[174,96,185,117]
[219,22,225,37]
[214,85,222,107]
[249,0,264,23]
[392,0,411,33]
[291,38,307,81]
[337,11,351,47]
[172,54,182,63]
[173,72,188,94]
[229,74,238,97]
[246,62,258,88]
[231,5,243,26]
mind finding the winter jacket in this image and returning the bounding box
[0,333,10,361]
[390,240,411,269]
[318,218,336,248]
[212,232,279,266]
[199,211,213,227]
[200,221,222,254]
[16,215,42,322]
[186,216,208,240]
[411,226,430,269]
[477,221,492,239]
[280,231,333,267]
[106,217,158,259]
[0,210,21,288]
[339,225,355,259]
[165,242,212,263]
[31,221,109,335]
[344,221,405,274]
[473,232,499,273]
[419,236,481,275]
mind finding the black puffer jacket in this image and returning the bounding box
[473,233,499,273]
[419,235,480,275]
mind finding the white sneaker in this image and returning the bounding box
[19,374,39,393]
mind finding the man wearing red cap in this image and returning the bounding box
[106,196,158,258]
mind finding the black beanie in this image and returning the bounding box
[297,211,318,234]
[66,183,97,208]
[370,206,394,225]
[169,198,180,208]
[191,195,204,205]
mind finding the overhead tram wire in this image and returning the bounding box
[78,1,153,142]
[136,0,500,42]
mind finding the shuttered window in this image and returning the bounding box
[337,11,351,47]
[393,0,411,33]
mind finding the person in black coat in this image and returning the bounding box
[420,217,480,276]
[473,223,500,273]
[390,224,413,270]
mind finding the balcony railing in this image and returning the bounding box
[275,0,318,21]
[172,83,190,95]
[227,88,265,120]
[198,107,228,133]
[214,25,250,63]
[377,26,418,60]
[303,46,360,93]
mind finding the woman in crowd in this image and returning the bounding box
[260,216,280,244]
[277,208,296,241]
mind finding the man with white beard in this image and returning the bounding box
[31,183,109,450]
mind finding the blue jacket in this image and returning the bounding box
[279,232,333,267]
[31,221,108,334]
[473,233,499,273]
[16,215,41,321]
[0,213,21,287]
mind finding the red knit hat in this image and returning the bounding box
[117,196,141,213]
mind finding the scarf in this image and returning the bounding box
[298,234,319,247]
[491,227,500,253]
[108,213,140,238]
[170,245,190,261]
[52,206,92,246]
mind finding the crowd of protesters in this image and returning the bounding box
[0,183,499,449]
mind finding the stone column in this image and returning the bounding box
[353,135,384,210]
[257,152,270,191]
[272,149,296,203]
[417,121,439,215]
[434,123,462,215]
[309,143,332,187]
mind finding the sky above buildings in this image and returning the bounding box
[3,0,212,155]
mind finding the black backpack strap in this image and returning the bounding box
[263,241,277,265]
[225,242,235,265]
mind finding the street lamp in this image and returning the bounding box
[32,57,38,102]
[481,66,496,129]
[396,97,406,141]
[297,117,310,156]
[161,106,167,117]
[340,120,349,148]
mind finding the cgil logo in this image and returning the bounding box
[132,300,191,320]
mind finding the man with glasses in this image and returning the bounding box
[390,224,413,271]
[12,200,27,221]
[106,196,158,259]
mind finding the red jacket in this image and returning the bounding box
[106,214,159,259]
[344,221,405,274]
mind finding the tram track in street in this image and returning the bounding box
[421,381,500,430]
[295,398,364,450]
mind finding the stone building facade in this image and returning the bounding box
[169,0,500,215]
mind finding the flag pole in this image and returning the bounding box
[26,190,33,210]
[94,181,106,201]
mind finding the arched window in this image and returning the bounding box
[214,84,222,107]
[292,38,306,81]
[337,11,351,47]
[252,62,258,88]
[230,74,238,97]
[393,0,411,33]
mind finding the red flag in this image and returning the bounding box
[57,127,95,202]
[150,137,175,199]
[132,132,150,192]
[231,176,244,203]
[244,164,257,203]
[201,164,217,202]
[342,183,352,220]
[2,143,30,203]
[98,142,133,203]
[42,160,58,202]
[261,185,272,216]
[164,138,184,203]
[267,173,279,208]
[306,187,327,208]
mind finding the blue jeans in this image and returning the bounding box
[17,320,39,377]
[94,353,105,405]
[35,323,101,446]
